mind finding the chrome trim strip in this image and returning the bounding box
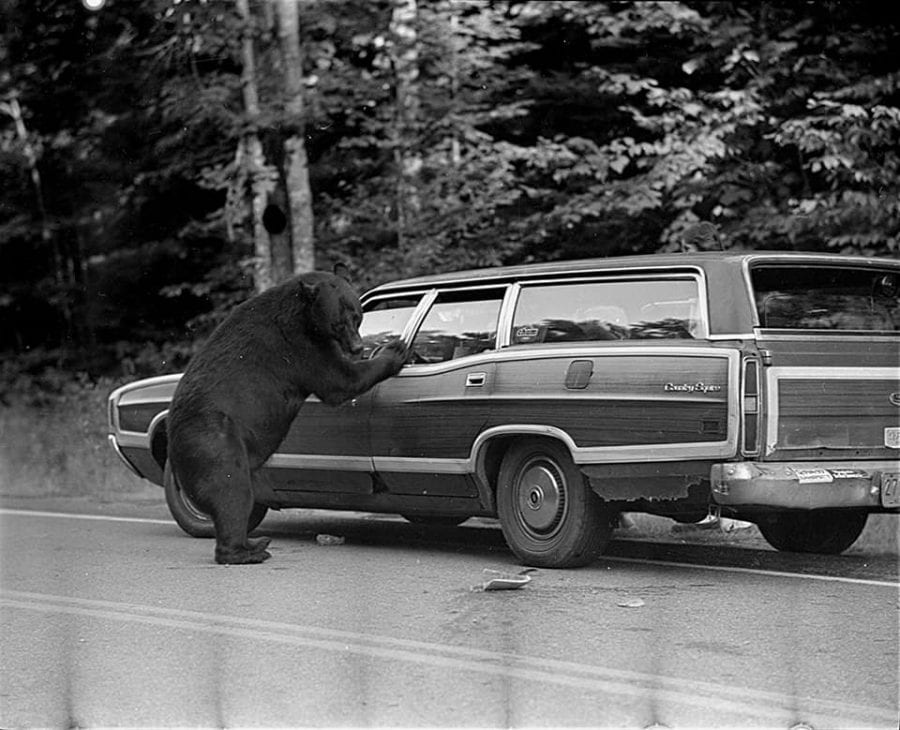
[107,390,120,432]
[755,333,900,342]
[765,366,900,455]
[412,393,723,405]
[372,457,470,474]
[115,432,150,449]
[400,289,438,344]
[108,435,143,478]
[147,409,169,441]
[496,283,520,349]
[767,366,900,378]
[740,356,760,457]
[265,454,374,471]
[695,270,712,341]
[708,333,755,341]
[361,289,431,309]
[112,395,175,407]
[108,374,182,402]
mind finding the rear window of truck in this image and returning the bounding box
[752,266,899,332]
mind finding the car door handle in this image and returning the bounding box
[466,372,486,387]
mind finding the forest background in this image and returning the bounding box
[1,1,899,529]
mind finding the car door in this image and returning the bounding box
[489,274,739,464]
[262,293,424,494]
[369,286,507,497]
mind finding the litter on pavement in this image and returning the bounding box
[478,568,536,591]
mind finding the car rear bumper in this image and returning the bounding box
[711,460,900,511]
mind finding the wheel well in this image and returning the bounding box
[477,434,574,501]
[150,419,168,469]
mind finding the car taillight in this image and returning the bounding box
[741,357,760,456]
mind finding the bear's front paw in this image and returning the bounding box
[379,339,409,375]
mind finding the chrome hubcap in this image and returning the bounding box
[517,460,566,536]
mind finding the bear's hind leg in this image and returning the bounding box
[211,479,272,565]
[207,440,271,565]
[170,412,272,564]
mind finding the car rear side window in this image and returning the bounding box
[411,290,504,363]
[360,296,421,357]
[752,266,899,332]
[510,278,702,344]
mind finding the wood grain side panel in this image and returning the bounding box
[370,364,495,460]
[370,400,491,459]
[278,396,371,456]
[491,353,730,448]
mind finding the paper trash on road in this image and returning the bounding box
[617,598,646,608]
[480,568,535,591]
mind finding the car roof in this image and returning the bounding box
[364,251,899,296]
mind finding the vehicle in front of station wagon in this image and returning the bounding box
[108,252,900,567]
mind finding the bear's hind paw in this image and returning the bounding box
[215,545,272,565]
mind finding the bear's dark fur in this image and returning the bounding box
[166,270,406,564]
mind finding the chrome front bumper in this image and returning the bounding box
[711,461,900,511]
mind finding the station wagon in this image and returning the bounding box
[108,252,900,567]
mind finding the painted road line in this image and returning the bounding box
[2,508,897,588]
[0,508,173,526]
[1,589,894,728]
[603,555,899,588]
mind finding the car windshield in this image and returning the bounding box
[752,266,899,332]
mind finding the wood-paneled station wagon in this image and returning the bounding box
[109,253,900,567]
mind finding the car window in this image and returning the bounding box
[511,279,702,344]
[411,291,504,363]
[360,297,421,358]
[751,266,899,332]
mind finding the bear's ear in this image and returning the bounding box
[333,263,352,283]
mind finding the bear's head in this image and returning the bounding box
[302,272,365,358]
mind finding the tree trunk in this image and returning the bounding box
[276,0,315,275]
[449,7,461,168]
[1,95,75,347]
[237,0,276,292]
[390,0,422,252]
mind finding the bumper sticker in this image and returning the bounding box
[828,469,869,480]
[792,468,834,484]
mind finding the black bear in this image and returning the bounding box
[165,269,406,564]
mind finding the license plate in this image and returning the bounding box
[882,472,900,508]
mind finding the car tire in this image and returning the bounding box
[756,510,868,554]
[401,514,470,527]
[496,438,613,568]
[163,460,268,538]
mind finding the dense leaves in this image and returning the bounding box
[1,0,898,388]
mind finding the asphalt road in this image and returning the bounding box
[0,504,897,729]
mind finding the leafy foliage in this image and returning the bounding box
[1,0,898,386]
